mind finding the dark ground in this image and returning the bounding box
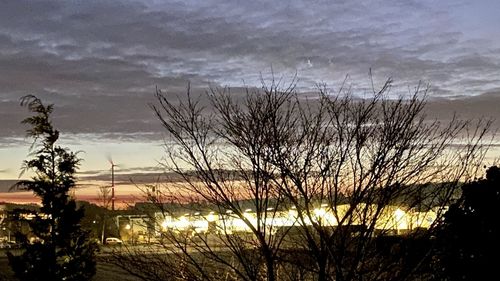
[0,250,142,281]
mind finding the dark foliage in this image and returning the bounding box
[434,166,500,280]
[7,95,97,281]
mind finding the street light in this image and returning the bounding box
[394,208,407,234]
[206,212,217,222]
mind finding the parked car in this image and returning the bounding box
[105,237,123,245]
[8,241,21,249]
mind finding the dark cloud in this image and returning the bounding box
[426,90,500,124]
[77,165,165,177]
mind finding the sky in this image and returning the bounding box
[1,0,500,183]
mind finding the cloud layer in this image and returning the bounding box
[1,0,500,139]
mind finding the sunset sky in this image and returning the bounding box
[1,0,500,185]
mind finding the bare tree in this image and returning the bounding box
[258,78,490,281]
[98,185,112,209]
[112,76,490,281]
[94,185,113,243]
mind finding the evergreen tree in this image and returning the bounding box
[8,95,97,281]
[434,166,500,280]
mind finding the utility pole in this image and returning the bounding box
[111,162,116,211]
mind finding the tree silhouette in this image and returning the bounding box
[114,77,488,281]
[434,165,500,280]
[7,95,97,281]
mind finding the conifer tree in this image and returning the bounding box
[8,95,97,281]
